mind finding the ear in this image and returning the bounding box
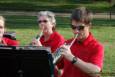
[89,23,92,29]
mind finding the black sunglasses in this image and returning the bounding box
[71,25,85,31]
[38,20,48,23]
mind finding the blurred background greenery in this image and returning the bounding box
[0,0,114,13]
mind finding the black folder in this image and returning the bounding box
[0,46,54,77]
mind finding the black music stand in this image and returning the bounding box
[0,46,54,77]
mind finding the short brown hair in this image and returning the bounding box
[71,7,92,25]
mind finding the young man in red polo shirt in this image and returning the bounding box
[0,16,19,46]
[58,7,104,77]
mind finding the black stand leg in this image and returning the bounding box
[18,69,23,77]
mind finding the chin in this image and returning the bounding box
[43,32,48,35]
[77,37,81,40]
[77,36,84,40]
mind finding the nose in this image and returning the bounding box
[73,29,79,34]
[39,22,46,27]
[75,31,79,34]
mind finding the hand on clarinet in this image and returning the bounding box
[31,38,42,46]
[60,45,75,62]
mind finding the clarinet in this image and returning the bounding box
[53,34,78,65]
[35,31,43,43]
[29,31,43,46]
[22,31,43,50]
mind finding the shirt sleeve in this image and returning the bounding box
[4,37,19,46]
[89,44,104,69]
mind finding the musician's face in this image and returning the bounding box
[0,20,5,40]
[71,20,89,41]
[38,16,54,34]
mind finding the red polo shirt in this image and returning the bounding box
[40,31,65,53]
[40,31,65,77]
[60,33,104,77]
[2,37,19,46]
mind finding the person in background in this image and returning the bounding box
[58,7,104,77]
[30,11,65,77]
[0,16,19,46]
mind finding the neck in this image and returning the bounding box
[77,32,90,43]
[43,30,53,41]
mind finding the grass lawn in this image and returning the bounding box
[4,15,115,76]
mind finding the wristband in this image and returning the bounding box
[71,56,77,64]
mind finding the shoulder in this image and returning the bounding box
[53,32,63,37]
[89,37,104,53]
[3,37,19,46]
[94,40,104,52]
[85,33,104,53]
[89,33,103,49]
[53,32,65,40]
[2,37,10,42]
[91,35,103,48]
[3,37,16,41]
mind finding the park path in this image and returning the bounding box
[0,11,115,19]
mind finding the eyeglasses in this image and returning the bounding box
[71,25,85,31]
[38,20,48,23]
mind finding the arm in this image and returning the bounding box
[60,45,103,77]
[72,56,101,77]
